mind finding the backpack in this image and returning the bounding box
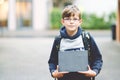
[55,30,95,80]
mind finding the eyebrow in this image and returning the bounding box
[64,17,79,19]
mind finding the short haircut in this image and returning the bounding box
[62,5,81,19]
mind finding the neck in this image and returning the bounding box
[66,30,78,37]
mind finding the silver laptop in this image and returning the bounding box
[58,50,88,72]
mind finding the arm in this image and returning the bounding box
[78,35,103,77]
[48,38,58,75]
[48,37,68,78]
[89,36,103,75]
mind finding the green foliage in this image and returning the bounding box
[50,8,62,29]
[50,9,116,30]
[108,12,116,23]
[81,13,116,30]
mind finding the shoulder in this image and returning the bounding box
[81,30,91,39]
[55,35,62,41]
[53,35,62,45]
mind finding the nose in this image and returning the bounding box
[69,19,74,23]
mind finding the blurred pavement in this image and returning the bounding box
[0,30,120,80]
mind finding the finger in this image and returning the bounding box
[60,71,69,74]
[87,65,91,70]
[58,74,63,78]
[78,71,88,74]
[56,65,59,71]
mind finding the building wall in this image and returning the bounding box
[8,0,49,31]
[32,0,48,30]
[116,0,120,42]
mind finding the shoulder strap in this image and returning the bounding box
[55,35,62,51]
[81,30,91,62]
[81,30,91,51]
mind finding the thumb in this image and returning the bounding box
[56,65,59,71]
[87,65,91,70]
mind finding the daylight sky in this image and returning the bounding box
[74,0,118,16]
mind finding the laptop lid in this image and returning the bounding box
[58,50,88,72]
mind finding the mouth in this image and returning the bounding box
[68,25,75,28]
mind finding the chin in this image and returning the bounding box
[69,29,76,32]
[66,26,77,31]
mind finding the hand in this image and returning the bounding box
[78,65,96,77]
[52,66,69,78]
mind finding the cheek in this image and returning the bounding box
[62,22,68,26]
[61,19,65,23]
[77,22,81,25]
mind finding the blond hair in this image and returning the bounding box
[62,5,81,19]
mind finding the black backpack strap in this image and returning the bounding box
[81,30,91,65]
[81,30,91,52]
[55,35,62,51]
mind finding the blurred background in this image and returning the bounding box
[0,0,118,36]
[0,0,120,80]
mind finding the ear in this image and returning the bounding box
[61,19,64,24]
[79,19,82,25]
[79,19,82,24]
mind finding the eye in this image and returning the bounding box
[73,18,79,21]
[64,18,70,20]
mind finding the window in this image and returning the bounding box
[0,0,8,28]
[16,0,32,29]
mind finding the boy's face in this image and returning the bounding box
[61,14,82,33]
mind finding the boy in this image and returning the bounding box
[48,5,103,80]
